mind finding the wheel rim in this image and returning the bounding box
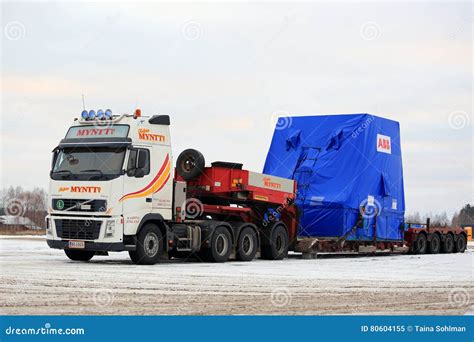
[144,232,159,257]
[432,238,439,251]
[242,234,254,255]
[182,157,195,173]
[216,234,228,256]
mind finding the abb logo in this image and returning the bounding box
[376,134,391,154]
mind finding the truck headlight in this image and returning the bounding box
[105,220,115,236]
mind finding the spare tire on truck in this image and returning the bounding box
[176,149,205,181]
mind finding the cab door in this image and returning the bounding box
[121,146,153,234]
[150,145,173,218]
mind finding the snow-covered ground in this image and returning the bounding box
[0,236,472,315]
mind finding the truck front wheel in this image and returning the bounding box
[64,249,95,262]
[129,224,163,265]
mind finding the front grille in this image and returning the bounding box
[55,219,102,240]
[52,199,107,212]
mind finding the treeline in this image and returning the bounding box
[0,186,47,228]
[405,204,474,227]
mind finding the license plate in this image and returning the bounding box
[68,241,85,249]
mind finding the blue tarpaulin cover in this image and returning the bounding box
[263,114,405,241]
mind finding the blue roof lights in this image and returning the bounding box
[81,109,113,120]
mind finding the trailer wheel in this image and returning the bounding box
[64,250,95,262]
[442,234,454,253]
[454,234,467,253]
[203,226,232,262]
[261,225,288,260]
[236,227,258,261]
[176,149,205,181]
[413,233,427,254]
[129,223,163,265]
[428,233,441,254]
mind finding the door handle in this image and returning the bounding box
[146,198,152,203]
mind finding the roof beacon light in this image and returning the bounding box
[134,108,141,118]
[97,109,105,119]
[81,110,88,120]
[105,109,112,119]
[88,110,96,120]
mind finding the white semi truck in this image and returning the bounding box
[46,109,298,264]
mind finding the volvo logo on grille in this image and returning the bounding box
[56,200,65,210]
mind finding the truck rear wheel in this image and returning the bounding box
[428,234,441,254]
[454,234,467,253]
[129,224,163,265]
[413,233,427,254]
[236,227,258,261]
[442,234,454,253]
[261,225,288,260]
[203,226,232,262]
[64,249,95,262]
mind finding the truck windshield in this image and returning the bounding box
[51,147,126,181]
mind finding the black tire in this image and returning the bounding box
[428,233,441,254]
[454,234,467,253]
[413,233,427,254]
[442,234,454,253]
[260,225,288,260]
[64,249,95,262]
[236,227,258,261]
[129,224,163,265]
[203,226,232,262]
[176,149,205,181]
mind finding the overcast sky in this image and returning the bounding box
[1,1,472,217]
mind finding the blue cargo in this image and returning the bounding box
[263,114,405,241]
